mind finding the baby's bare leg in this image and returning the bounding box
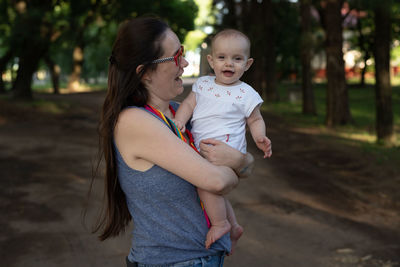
[225,199,243,255]
[197,188,231,249]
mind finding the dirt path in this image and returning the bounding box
[0,87,399,267]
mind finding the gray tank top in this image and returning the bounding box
[116,104,230,265]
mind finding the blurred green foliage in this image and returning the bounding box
[0,0,198,95]
[263,82,399,141]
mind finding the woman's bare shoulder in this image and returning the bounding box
[117,107,158,130]
[115,107,160,143]
[118,107,146,122]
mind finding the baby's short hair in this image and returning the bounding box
[211,29,251,56]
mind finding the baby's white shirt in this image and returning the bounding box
[190,76,263,153]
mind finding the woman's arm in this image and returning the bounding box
[114,108,238,195]
[199,139,254,178]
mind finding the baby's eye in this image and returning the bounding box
[218,56,225,59]
[235,57,243,61]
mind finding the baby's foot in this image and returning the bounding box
[229,224,243,255]
[205,220,231,249]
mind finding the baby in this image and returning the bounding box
[174,29,272,251]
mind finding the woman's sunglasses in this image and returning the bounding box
[151,46,184,66]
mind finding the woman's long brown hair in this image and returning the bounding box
[91,17,168,241]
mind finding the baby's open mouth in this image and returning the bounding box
[223,70,234,77]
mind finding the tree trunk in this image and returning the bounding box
[240,0,249,33]
[360,53,368,86]
[44,54,60,94]
[321,0,352,126]
[67,45,84,91]
[11,0,52,100]
[67,1,100,92]
[250,0,264,95]
[263,0,279,102]
[12,44,48,100]
[356,15,367,87]
[13,54,40,99]
[238,0,263,96]
[300,0,316,115]
[0,50,13,94]
[223,0,238,29]
[374,3,395,145]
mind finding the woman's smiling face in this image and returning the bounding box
[145,29,188,102]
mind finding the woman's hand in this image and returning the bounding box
[199,138,254,178]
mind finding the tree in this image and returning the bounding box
[11,0,53,99]
[263,0,279,101]
[373,1,395,145]
[66,0,102,91]
[317,0,352,126]
[300,0,316,115]
[0,50,12,94]
[274,1,302,82]
[354,11,373,86]
[65,0,198,91]
[346,0,374,87]
[221,0,238,29]
[0,0,15,94]
[244,0,266,97]
[0,0,197,99]
[1,0,70,99]
[44,54,60,94]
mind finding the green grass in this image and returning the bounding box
[262,80,400,168]
[346,75,400,86]
[263,80,400,145]
[32,81,107,93]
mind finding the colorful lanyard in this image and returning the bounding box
[143,104,210,228]
[144,104,200,153]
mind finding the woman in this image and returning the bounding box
[94,17,254,267]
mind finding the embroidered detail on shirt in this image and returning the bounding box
[199,85,203,91]
[227,91,231,96]
[240,88,245,94]
[236,96,242,100]
[208,87,213,91]
[215,93,220,97]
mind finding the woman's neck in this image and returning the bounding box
[147,98,171,116]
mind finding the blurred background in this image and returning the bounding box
[0,0,399,145]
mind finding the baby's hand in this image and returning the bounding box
[172,119,186,132]
[255,136,272,158]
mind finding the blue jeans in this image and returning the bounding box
[126,252,225,267]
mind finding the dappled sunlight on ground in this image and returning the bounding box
[290,125,400,146]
